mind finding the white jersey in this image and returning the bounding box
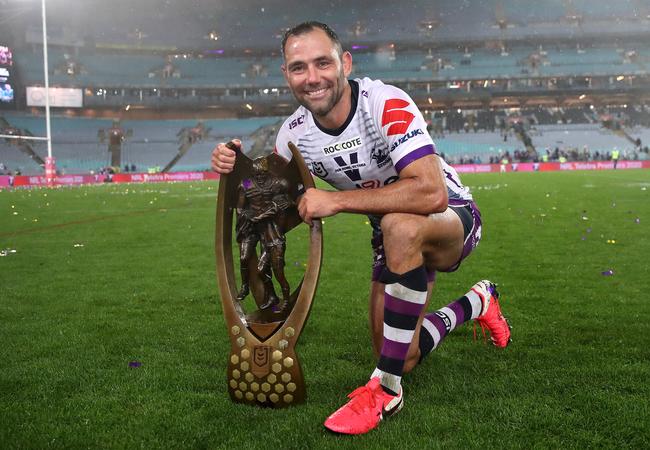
[275,77,472,203]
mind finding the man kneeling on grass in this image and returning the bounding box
[211,21,511,435]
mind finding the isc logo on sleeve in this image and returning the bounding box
[322,136,363,155]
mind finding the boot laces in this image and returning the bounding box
[347,384,378,414]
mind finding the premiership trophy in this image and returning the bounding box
[215,142,322,407]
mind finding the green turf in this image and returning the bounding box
[1,170,649,449]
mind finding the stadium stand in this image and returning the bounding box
[533,123,632,156]
[436,131,517,164]
[2,0,650,175]
[0,113,284,175]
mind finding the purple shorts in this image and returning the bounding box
[370,199,482,282]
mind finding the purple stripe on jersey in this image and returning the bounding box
[381,338,412,360]
[449,300,466,325]
[444,169,463,189]
[394,144,435,173]
[385,293,425,316]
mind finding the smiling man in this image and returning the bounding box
[212,21,511,435]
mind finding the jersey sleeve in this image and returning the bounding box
[369,82,436,173]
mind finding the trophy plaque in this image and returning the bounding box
[215,142,322,407]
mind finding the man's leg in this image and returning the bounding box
[369,280,433,374]
[371,265,428,395]
[418,279,511,355]
[324,210,465,435]
[370,210,465,392]
[417,284,485,357]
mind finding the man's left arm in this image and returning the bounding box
[297,154,448,225]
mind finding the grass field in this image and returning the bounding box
[1,169,649,449]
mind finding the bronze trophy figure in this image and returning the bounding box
[215,142,322,407]
[235,158,293,312]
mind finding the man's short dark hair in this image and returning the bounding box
[281,21,343,58]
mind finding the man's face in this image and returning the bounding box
[282,29,352,119]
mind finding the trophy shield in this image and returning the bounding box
[215,142,322,407]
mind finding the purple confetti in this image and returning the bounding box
[601,270,614,277]
[128,361,142,368]
[581,236,586,241]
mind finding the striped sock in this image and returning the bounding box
[418,288,483,361]
[371,265,428,395]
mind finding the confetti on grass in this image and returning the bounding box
[601,270,614,276]
[128,361,142,368]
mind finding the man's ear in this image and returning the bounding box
[342,51,352,77]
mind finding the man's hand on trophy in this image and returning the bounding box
[211,139,241,174]
[298,188,340,225]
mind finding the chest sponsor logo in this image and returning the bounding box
[311,161,328,178]
[333,152,366,182]
[382,98,415,136]
[322,136,362,156]
[370,146,391,168]
[389,128,424,153]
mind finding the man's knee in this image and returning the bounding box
[380,213,423,251]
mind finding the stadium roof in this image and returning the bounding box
[1,0,649,52]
